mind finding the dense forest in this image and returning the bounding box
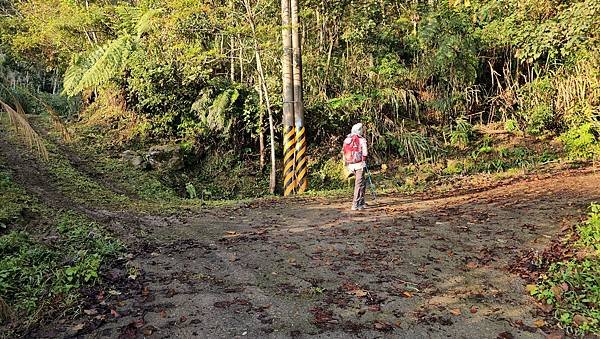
[1,0,599,194]
[1,0,599,337]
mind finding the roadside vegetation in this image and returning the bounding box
[0,166,124,336]
[530,203,600,335]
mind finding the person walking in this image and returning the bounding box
[343,123,368,211]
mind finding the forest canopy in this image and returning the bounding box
[0,0,599,176]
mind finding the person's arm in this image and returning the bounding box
[361,138,368,162]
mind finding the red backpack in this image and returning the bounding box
[343,135,362,164]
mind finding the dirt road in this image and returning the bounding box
[83,170,600,338]
[3,132,599,338]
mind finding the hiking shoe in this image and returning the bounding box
[351,206,358,211]
[358,205,367,210]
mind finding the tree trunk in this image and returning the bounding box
[243,0,276,194]
[229,0,235,82]
[290,0,306,193]
[238,35,244,81]
[257,80,265,170]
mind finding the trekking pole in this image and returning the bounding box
[364,165,377,200]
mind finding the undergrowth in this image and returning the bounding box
[0,168,38,227]
[0,211,123,334]
[531,203,600,335]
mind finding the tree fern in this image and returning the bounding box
[63,35,134,96]
[192,88,240,136]
[62,7,162,97]
[135,8,164,39]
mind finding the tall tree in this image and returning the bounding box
[243,0,277,194]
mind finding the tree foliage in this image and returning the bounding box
[0,0,598,159]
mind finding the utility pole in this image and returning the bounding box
[281,0,296,196]
[291,0,306,193]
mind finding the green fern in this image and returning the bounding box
[135,8,164,38]
[191,88,240,136]
[62,7,162,97]
[385,130,439,163]
[63,35,134,96]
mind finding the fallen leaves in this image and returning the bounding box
[545,331,564,339]
[368,304,381,312]
[533,319,546,328]
[469,306,478,314]
[525,284,537,294]
[373,320,393,331]
[83,309,97,316]
[309,307,335,325]
[347,289,368,298]
[550,285,562,301]
[573,314,588,326]
[449,308,462,316]
[466,262,478,269]
[71,323,85,332]
[497,331,514,339]
[534,301,553,313]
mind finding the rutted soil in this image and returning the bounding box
[2,134,600,338]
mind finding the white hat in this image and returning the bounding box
[351,123,363,136]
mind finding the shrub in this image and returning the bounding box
[525,104,554,135]
[559,123,600,160]
[504,119,519,133]
[449,117,474,149]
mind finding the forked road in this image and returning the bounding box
[89,169,600,338]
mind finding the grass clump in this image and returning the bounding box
[531,203,600,335]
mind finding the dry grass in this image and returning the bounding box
[1,98,48,160]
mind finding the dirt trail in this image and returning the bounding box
[3,133,600,338]
[88,170,599,338]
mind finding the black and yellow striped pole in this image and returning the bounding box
[283,125,296,196]
[291,0,306,193]
[281,0,296,196]
[295,124,307,192]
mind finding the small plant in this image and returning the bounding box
[504,119,519,133]
[450,117,474,149]
[525,104,554,135]
[0,169,37,224]
[384,130,439,163]
[185,182,197,199]
[0,212,123,325]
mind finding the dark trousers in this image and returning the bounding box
[353,169,366,208]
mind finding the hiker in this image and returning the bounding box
[343,123,368,210]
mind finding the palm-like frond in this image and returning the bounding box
[0,98,48,160]
[136,8,164,38]
[63,34,134,96]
